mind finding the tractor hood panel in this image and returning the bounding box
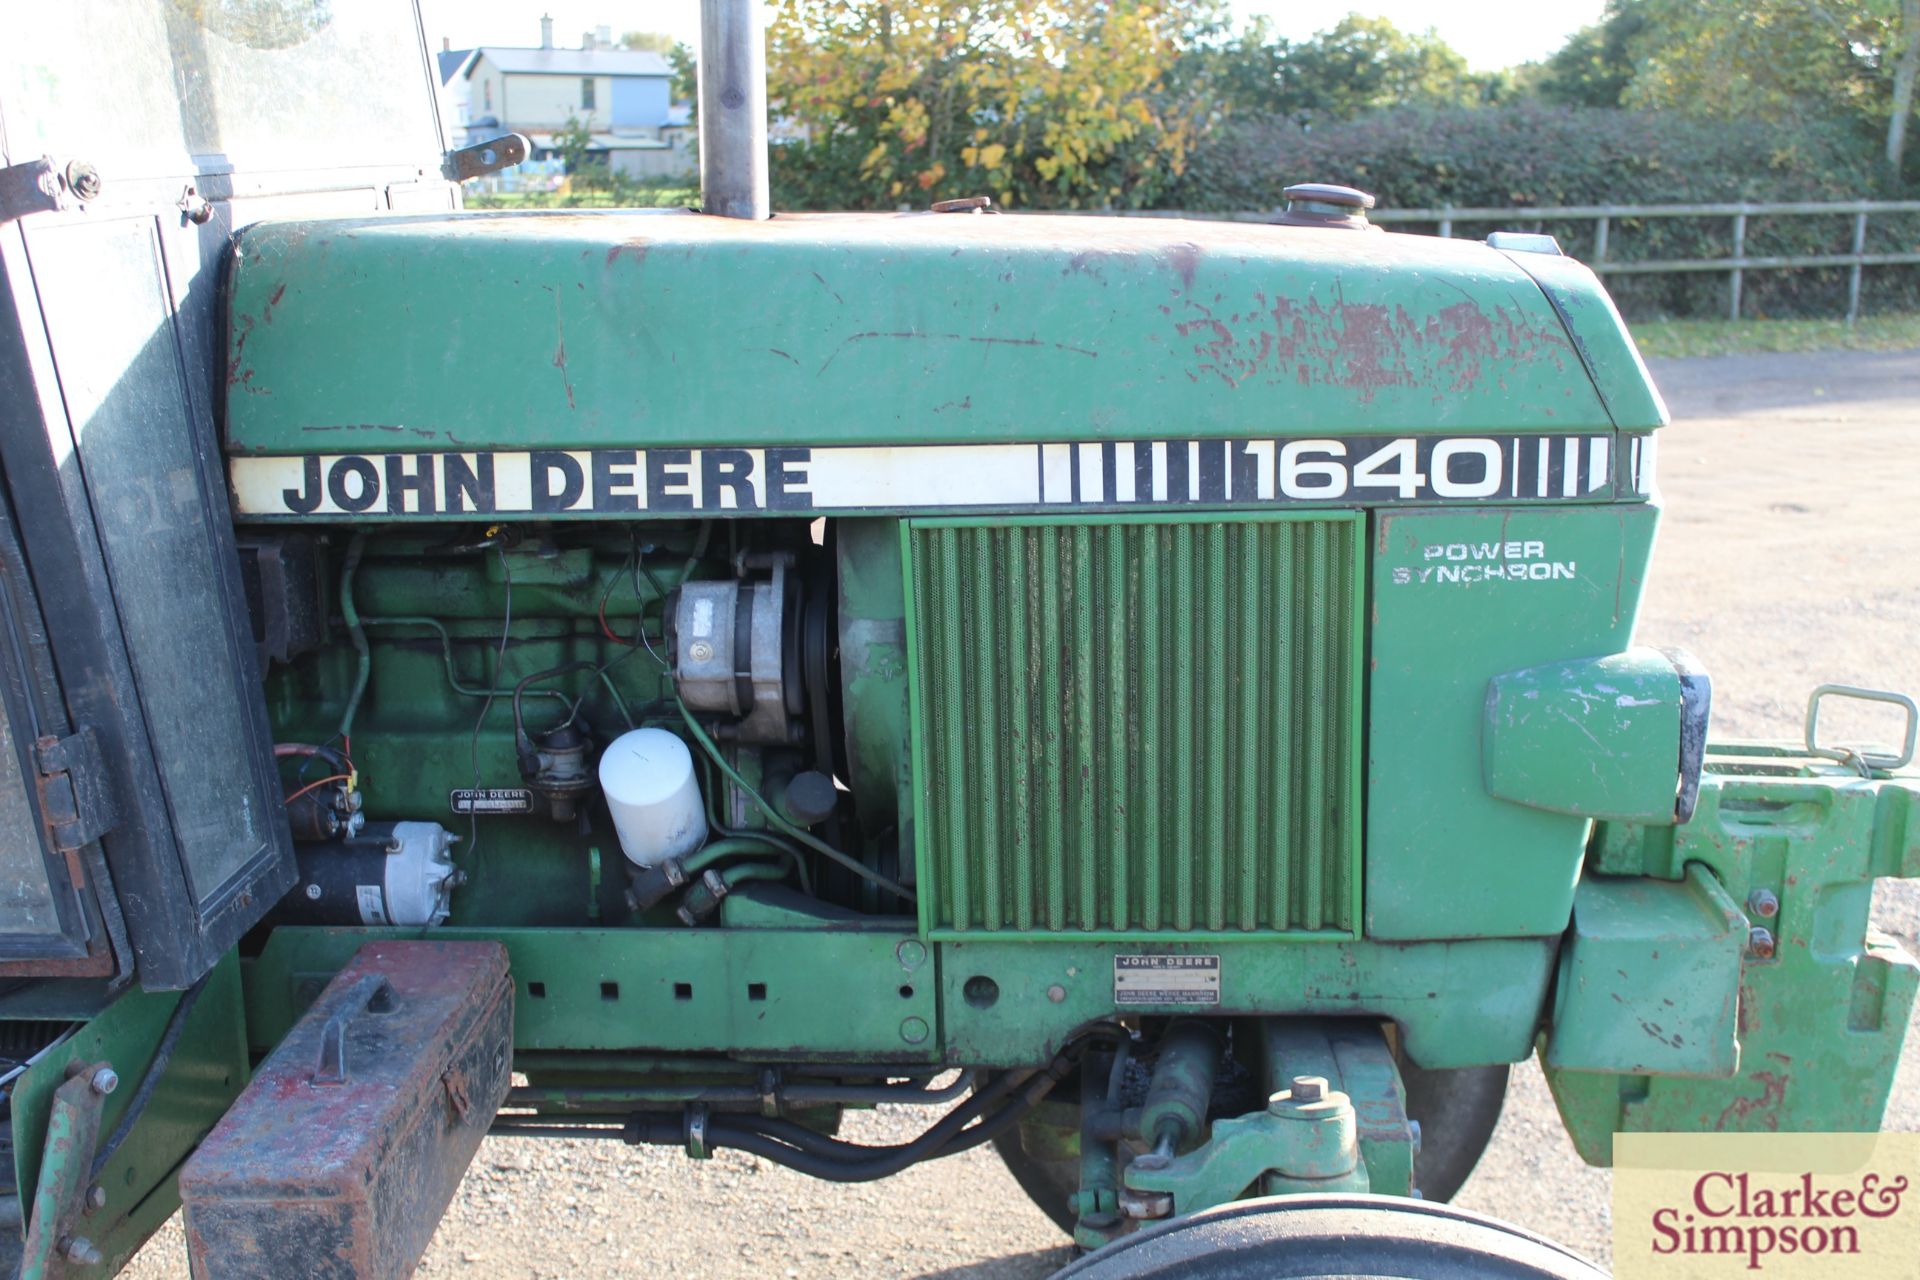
[222,208,1660,463]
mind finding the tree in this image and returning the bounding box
[1622,0,1919,175]
[1168,16,1291,119]
[1889,0,1920,170]
[554,112,600,188]
[767,0,1208,209]
[1534,1,1652,108]
[668,42,697,104]
[1274,15,1481,122]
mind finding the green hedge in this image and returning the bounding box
[1170,103,1920,320]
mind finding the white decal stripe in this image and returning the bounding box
[227,434,1638,517]
[1039,444,1074,504]
[810,445,1045,508]
[1078,443,1104,503]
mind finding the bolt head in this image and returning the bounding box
[90,1066,118,1095]
[1748,889,1780,919]
[1046,983,1067,1004]
[687,641,714,663]
[1748,926,1777,959]
[63,161,102,202]
[85,1185,107,1211]
[61,1236,103,1265]
[1290,1075,1327,1104]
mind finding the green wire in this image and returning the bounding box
[337,533,371,741]
[356,615,565,702]
[356,615,643,733]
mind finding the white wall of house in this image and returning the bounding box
[471,63,618,129]
[500,72,614,128]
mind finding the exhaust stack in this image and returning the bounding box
[698,0,770,220]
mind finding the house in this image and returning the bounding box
[435,42,476,148]
[455,18,693,182]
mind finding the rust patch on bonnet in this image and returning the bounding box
[605,237,648,266]
[1163,242,1201,291]
[1173,291,1571,402]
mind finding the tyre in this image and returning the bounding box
[992,1127,1082,1235]
[1401,1061,1510,1203]
[1051,1194,1607,1280]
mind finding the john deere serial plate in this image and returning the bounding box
[1115,955,1222,1006]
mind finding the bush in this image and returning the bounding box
[1169,102,1920,320]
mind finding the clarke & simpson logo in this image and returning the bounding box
[1615,1134,1920,1278]
[1647,1169,1909,1270]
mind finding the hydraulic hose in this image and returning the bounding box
[620,1029,1116,1182]
[91,974,210,1180]
[714,1068,1031,1162]
[675,697,914,904]
[627,1068,1062,1183]
[683,836,812,895]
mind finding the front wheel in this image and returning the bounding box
[1402,1061,1510,1202]
[1051,1194,1607,1280]
[992,1128,1081,1235]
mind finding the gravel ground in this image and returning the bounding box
[122,347,1920,1278]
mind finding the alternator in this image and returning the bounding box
[671,555,799,745]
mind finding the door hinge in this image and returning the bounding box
[0,159,63,224]
[0,157,102,225]
[35,728,120,853]
[443,133,530,183]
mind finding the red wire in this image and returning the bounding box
[597,592,631,644]
[274,742,357,777]
[597,547,642,644]
[284,774,350,806]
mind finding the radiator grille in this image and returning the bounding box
[906,513,1362,937]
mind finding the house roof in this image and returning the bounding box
[468,47,671,78]
[436,48,475,85]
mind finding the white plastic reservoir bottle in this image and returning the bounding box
[597,728,708,867]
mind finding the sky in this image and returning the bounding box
[420,1,1609,74]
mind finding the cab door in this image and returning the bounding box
[0,203,295,989]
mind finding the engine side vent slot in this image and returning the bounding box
[905,512,1363,937]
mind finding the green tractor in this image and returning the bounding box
[0,4,1914,1276]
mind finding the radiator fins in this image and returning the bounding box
[907,515,1361,937]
